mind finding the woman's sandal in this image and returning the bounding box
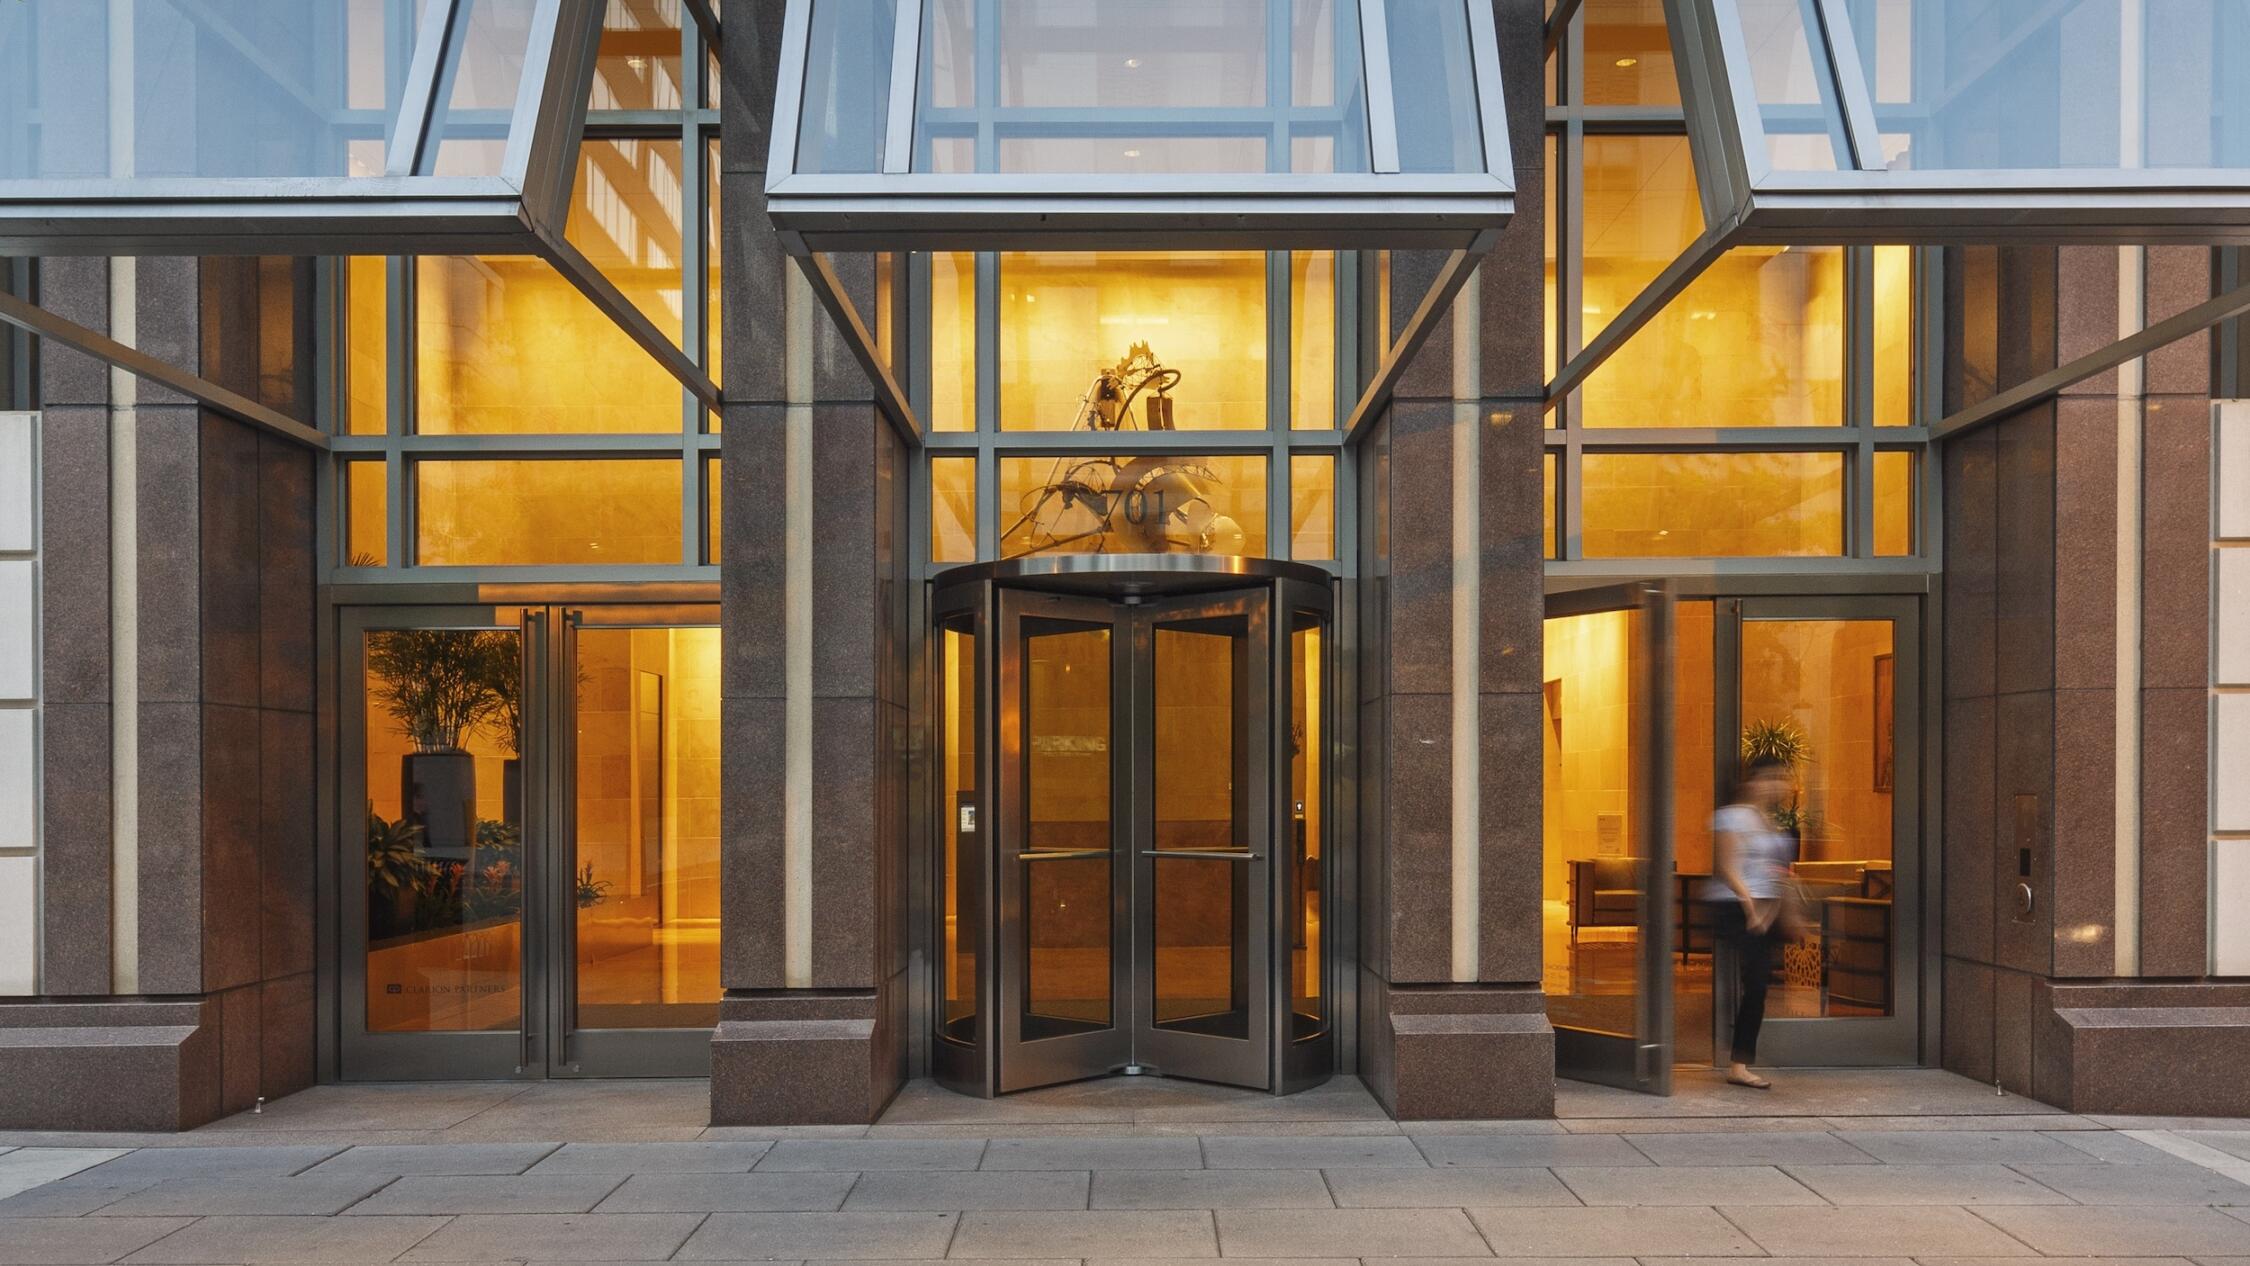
[1726,1073,1773,1090]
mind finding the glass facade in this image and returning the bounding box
[332,4,718,576]
[1546,6,1935,566]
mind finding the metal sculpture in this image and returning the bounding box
[1001,343,1247,556]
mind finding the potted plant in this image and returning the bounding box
[474,636,525,827]
[365,806,426,941]
[367,629,506,863]
[1740,718,1815,855]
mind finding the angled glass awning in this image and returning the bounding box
[0,0,720,429]
[766,0,1516,251]
[768,0,1518,446]
[0,0,601,253]
[1668,0,2250,243]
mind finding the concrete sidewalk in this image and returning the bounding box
[1,1071,2247,1264]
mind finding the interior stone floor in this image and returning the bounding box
[2,1070,2247,1264]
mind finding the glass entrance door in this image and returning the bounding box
[992,587,1276,1093]
[1701,596,1922,1067]
[1541,582,1678,1093]
[341,603,721,1080]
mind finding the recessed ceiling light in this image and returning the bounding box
[1615,57,1639,68]
[1125,57,1143,69]
[1123,148,1143,159]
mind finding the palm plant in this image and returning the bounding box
[367,630,506,752]
[365,807,426,897]
[1740,718,1815,835]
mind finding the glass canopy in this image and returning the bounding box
[0,0,602,253]
[766,0,1516,250]
[1673,0,2250,242]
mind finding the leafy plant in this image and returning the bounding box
[366,629,510,751]
[575,863,613,909]
[473,635,524,756]
[1740,718,1816,835]
[366,807,426,897]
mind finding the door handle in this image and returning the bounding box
[1141,849,1261,862]
[1016,849,1110,861]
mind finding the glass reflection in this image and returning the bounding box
[1023,624,1114,1038]
[941,623,979,1043]
[1152,624,1251,1039]
[1732,0,1845,170]
[1738,619,1898,1017]
[416,459,684,566]
[916,0,1370,174]
[1386,0,1483,173]
[1289,456,1337,562]
[565,140,688,345]
[1580,452,1845,558]
[1289,615,1326,1040]
[795,0,896,174]
[999,455,1268,559]
[932,456,978,563]
[572,627,722,1028]
[1540,608,1647,1038]
[1000,253,1268,431]
[363,627,524,1033]
[0,0,406,180]
[1846,0,2250,171]
[427,0,539,177]
[590,0,684,111]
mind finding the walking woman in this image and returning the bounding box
[1706,756,1795,1090]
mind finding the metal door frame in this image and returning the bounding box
[1709,593,1923,1068]
[338,603,551,1081]
[1128,588,1274,1090]
[994,588,1136,1092]
[1543,580,1677,1095]
[338,601,719,1082]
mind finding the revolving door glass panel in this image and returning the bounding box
[943,562,1334,1099]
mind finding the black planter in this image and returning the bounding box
[402,749,477,863]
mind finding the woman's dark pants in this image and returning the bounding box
[1714,900,1772,1065]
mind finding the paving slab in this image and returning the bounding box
[529,1142,773,1173]
[76,1145,347,1181]
[1214,1208,1491,1257]
[1626,1131,1882,1167]
[0,1149,133,1202]
[400,1211,708,1261]
[1551,1163,1823,1206]
[346,1173,629,1214]
[1718,1205,2038,1257]
[1319,1167,1577,1208]
[677,1212,960,1260]
[1831,1130,2142,1166]
[92,1174,397,1216]
[947,1210,1218,1259]
[303,1142,564,1175]
[2009,1163,2250,1205]
[980,1137,1203,1171]
[1200,1136,1427,1170]
[756,1140,987,1172]
[2190,1133,2250,1162]
[119,1213,450,1263]
[1409,1133,1649,1168]
[0,1176,160,1217]
[0,1216,191,1265]
[1972,1205,2250,1256]
[1463,1205,1761,1256]
[594,1172,861,1213]
[2047,1132,2197,1163]
[1089,1169,1335,1210]
[1781,1163,2069,1205]
[193,1082,530,1133]
[843,1171,1090,1210]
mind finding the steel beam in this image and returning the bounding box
[1342,235,1496,443]
[1543,224,1739,409]
[0,289,328,450]
[1933,275,2250,442]
[788,246,926,448]
[536,232,724,414]
[683,0,721,50]
[1544,0,1588,57]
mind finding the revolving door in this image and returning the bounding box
[932,558,1335,1097]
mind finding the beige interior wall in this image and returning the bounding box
[1738,619,1895,865]
[1542,610,1633,905]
